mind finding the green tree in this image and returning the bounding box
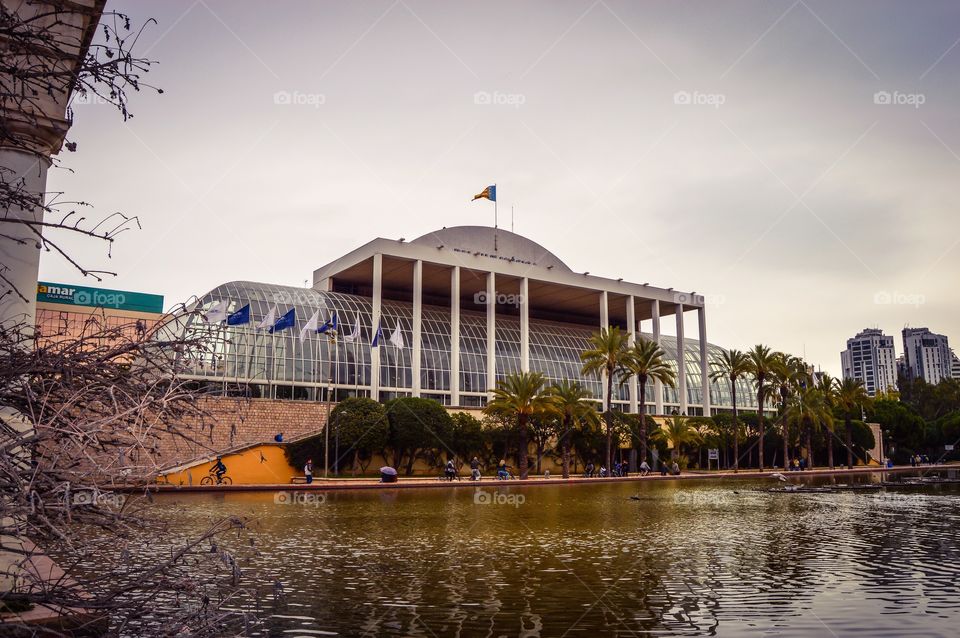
[817,373,838,469]
[624,336,677,467]
[450,411,486,470]
[746,345,778,470]
[285,397,387,476]
[484,371,552,479]
[710,348,751,471]
[784,387,833,468]
[547,380,600,478]
[581,326,631,473]
[384,397,454,475]
[770,353,807,470]
[651,415,703,462]
[834,378,871,469]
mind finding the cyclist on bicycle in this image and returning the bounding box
[497,459,510,480]
[212,456,227,484]
[444,459,457,480]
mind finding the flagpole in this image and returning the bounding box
[494,183,498,253]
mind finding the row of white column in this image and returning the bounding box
[367,256,710,417]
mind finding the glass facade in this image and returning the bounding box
[154,281,759,412]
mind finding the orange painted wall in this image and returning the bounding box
[160,444,300,486]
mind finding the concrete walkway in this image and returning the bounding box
[120,464,958,494]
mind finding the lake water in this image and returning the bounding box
[151,472,960,637]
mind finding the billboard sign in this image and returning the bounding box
[37,282,164,314]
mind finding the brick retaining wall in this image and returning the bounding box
[154,397,332,468]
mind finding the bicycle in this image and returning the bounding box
[200,470,233,486]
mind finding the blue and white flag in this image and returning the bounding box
[227,304,250,326]
[300,310,319,343]
[203,300,228,323]
[318,311,338,334]
[389,323,404,348]
[371,320,383,348]
[256,305,278,330]
[270,308,295,333]
[343,316,361,343]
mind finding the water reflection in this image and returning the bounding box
[146,473,960,637]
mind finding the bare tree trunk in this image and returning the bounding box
[639,379,648,466]
[731,383,739,472]
[562,422,571,479]
[805,423,814,469]
[845,415,854,469]
[827,426,835,469]
[518,414,529,479]
[782,415,789,471]
[605,370,614,476]
[757,388,765,471]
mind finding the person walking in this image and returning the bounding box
[304,458,314,484]
[470,456,481,481]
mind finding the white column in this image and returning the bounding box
[411,260,423,398]
[486,272,496,399]
[627,296,638,414]
[450,266,460,406]
[676,303,687,415]
[651,299,663,415]
[698,305,710,417]
[520,277,530,372]
[370,254,382,401]
[0,149,49,330]
[600,291,609,411]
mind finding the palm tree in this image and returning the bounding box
[784,387,833,469]
[547,380,600,478]
[484,371,552,479]
[709,348,751,471]
[771,353,807,470]
[623,337,677,469]
[581,326,631,474]
[835,378,872,469]
[816,373,838,469]
[652,415,703,462]
[747,345,778,471]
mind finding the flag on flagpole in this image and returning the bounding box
[300,310,319,343]
[227,304,250,326]
[256,305,278,330]
[389,323,404,348]
[471,184,496,202]
[342,316,361,343]
[318,311,338,334]
[371,320,383,348]
[203,300,228,323]
[270,308,295,333]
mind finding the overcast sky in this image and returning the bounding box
[43,0,960,375]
